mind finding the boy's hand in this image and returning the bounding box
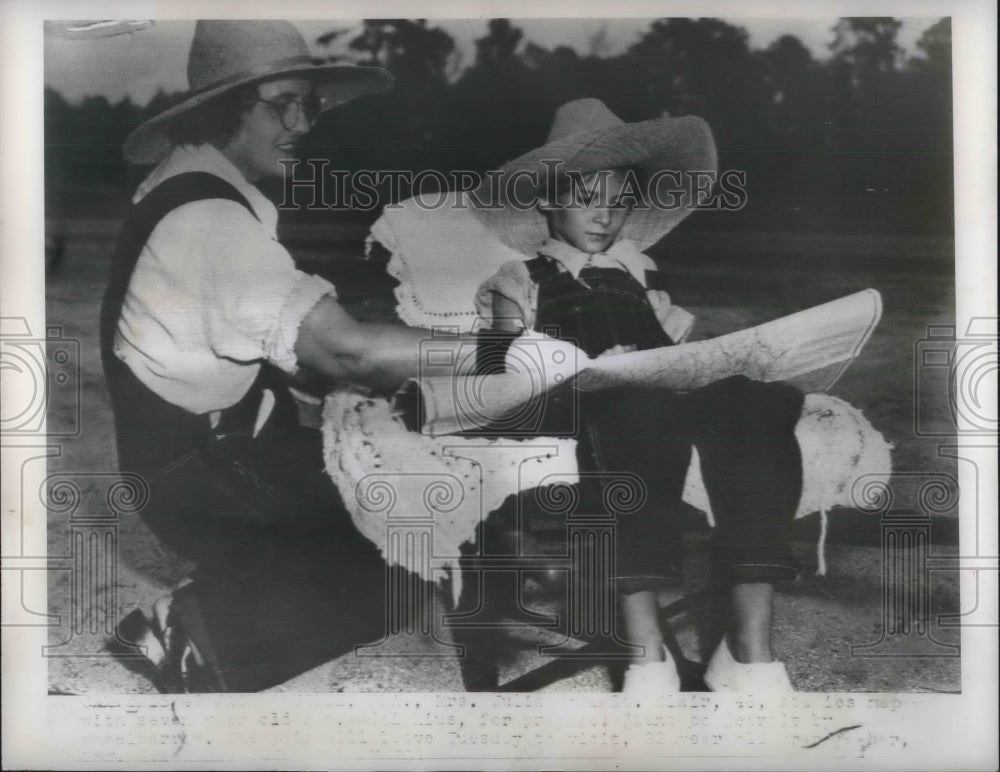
[597,344,637,358]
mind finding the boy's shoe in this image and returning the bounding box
[622,644,681,695]
[703,637,793,693]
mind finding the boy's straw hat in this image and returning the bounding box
[472,98,717,255]
[123,20,393,164]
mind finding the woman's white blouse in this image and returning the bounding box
[113,143,337,414]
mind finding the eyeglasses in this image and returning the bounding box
[253,93,323,131]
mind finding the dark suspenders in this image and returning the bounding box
[100,172,255,363]
[525,253,675,355]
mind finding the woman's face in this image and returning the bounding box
[220,77,314,183]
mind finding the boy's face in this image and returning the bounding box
[542,169,631,254]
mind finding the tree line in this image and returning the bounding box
[45,17,953,234]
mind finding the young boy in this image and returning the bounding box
[473,99,805,694]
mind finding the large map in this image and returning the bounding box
[402,289,883,436]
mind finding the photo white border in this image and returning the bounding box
[2,0,996,768]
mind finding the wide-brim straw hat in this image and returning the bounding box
[123,20,393,164]
[471,98,717,255]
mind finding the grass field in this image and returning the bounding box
[42,214,961,694]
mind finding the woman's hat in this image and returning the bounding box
[471,98,717,255]
[123,20,393,164]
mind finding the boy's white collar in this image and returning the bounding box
[538,238,650,287]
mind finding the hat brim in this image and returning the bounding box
[122,63,393,165]
[471,114,717,255]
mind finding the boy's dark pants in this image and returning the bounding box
[572,376,805,585]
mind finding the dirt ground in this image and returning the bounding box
[43,216,961,694]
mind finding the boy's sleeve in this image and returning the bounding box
[474,260,536,330]
[643,262,696,344]
[655,298,696,344]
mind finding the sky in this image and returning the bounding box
[44,17,940,106]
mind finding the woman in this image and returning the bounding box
[102,20,497,692]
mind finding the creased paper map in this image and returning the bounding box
[397,289,882,436]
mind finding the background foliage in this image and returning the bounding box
[45,17,953,234]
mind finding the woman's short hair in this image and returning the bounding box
[166,84,258,147]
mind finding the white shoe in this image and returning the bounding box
[622,644,681,694]
[703,637,793,692]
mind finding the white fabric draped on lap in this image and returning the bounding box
[322,390,892,604]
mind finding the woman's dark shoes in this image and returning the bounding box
[106,608,182,692]
[106,589,227,693]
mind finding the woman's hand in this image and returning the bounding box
[597,343,637,358]
[294,296,476,394]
